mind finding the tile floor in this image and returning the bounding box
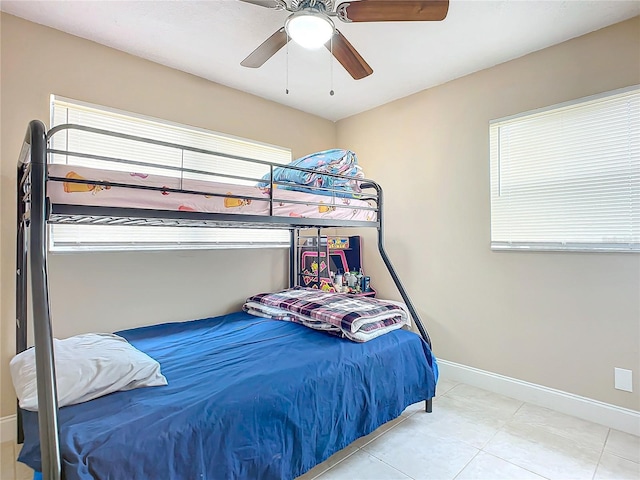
[296,380,640,480]
[1,380,638,480]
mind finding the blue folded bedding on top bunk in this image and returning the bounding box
[260,149,365,199]
[19,311,437,480]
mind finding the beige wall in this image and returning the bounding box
[337,17,640,410]
[0,13,336,417]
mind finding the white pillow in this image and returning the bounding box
[10,333,167,411]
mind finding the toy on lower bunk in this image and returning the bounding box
[299,235,375,297]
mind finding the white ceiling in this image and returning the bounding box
[2,1,639,121]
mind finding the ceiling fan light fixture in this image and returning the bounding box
[285,11,335,50]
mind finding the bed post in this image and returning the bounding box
[425,398,433,413]
[289,228,298,288]
[316,228,322,286]
[22,120,62,480]
[367,183,435,412]
[368,184,432,349]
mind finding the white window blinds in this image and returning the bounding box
[489,86,640,252]
[49,96,292,251]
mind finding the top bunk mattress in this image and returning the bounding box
[19,312,437,480]
[46,164,377,223]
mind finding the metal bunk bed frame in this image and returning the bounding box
[16,119,433,480]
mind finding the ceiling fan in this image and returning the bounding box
[240,0,449,80]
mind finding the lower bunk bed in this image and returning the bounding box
[19,311,438,480]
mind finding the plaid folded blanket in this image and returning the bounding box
[243,287,408,342]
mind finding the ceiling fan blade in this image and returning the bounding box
[241,28,289,68]
[238,0,285,9]
[338,0,449,22]
[325,30,373,80]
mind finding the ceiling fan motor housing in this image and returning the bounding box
[291,0,335,12]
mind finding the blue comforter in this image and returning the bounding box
[260,149,365,198]
[20,312,437,480]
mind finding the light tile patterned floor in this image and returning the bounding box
[297,380,639,480]
[2,380,638,479]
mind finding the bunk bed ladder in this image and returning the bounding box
[17,120,63,480]
[16,159,28,444]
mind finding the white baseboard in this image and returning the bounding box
[438,359,640,437]
[0,414,16,443]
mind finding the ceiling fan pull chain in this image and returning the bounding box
[286,32,290,94]
[329,35,334,96]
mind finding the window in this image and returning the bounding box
[49,96,292,251]
[489,86,639,252]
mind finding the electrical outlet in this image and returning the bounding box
[614,368,633,392]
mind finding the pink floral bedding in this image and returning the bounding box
[46,164,377,222]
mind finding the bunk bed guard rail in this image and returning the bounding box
[15,119,433,480]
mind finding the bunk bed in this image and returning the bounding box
[15,120,437,480]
